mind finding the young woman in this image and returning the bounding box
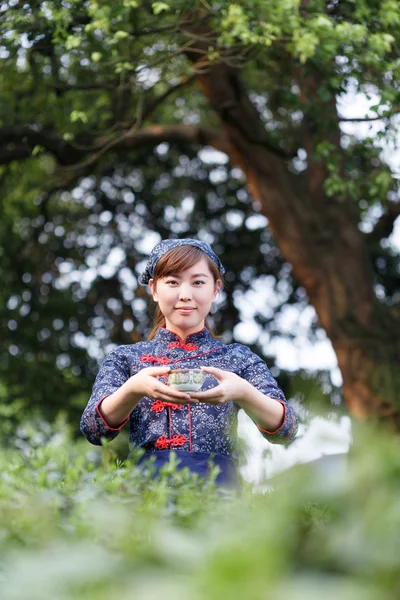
[80,239,298,486]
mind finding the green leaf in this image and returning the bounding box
[115,62,135,74]
[292,29,319,63]
[31,145,43,157]
[70,110,88,124]
[207,46,220,63]
[65,35,81,51]
[113,30,129,41]
[152,2,170,15]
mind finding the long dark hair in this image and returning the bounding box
[147,245,223,340]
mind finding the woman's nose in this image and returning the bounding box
[179,285,192,300]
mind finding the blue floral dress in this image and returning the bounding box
[80,327,298,486]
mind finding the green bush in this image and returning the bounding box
[1,420,399,599]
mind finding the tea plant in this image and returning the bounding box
[1,420,399,599]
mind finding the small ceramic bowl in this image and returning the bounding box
[168,368,205,392]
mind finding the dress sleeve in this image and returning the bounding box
[239,347,298,445]
[80,347,131,446]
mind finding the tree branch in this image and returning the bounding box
[0,144,32,165]
[339,107,400,123]
[0,126,81,165]
[142,75,197,121]
[366,202,400,242]
[49,82,116,92]
[0,121,229,172]
[134,14,210,37]
[57,124,230,177]
[124,123,228,151]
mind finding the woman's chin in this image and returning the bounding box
[167,317,205,335]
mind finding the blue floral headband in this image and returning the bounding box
[139,238,225,285]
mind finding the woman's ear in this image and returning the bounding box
[149,279,158,302]
[213,279,222,299]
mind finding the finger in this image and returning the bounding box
[155,393,199,404]
[189,386,224,401]
[155,383,193,402]
[154,390,199,403]
[145,366,172,375]
[200,366,226,381]
[189,396,222,405]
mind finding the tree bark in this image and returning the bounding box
[0,124,228,168]
[185,56,400,427]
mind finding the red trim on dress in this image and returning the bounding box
[155,434,189,450]
[95,396,130,431]
[139,354,172,365]
[160,326,206,346]
[172,347,222,367]
[188,403,193,451]
[168,341,199,352]
[158,357,172,365]
[139,354,156,363]
[151,400,183,413]
[168,406,172,439]
[256,400,287,435]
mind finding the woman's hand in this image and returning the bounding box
[190,367,285,432]
[188,366,250,405]
[128,366,197,404]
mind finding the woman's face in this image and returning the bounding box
[149,257,221,340]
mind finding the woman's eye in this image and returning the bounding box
[193,280,205,285]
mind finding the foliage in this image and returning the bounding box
[1,419,400,598]
[2,0,398,251]
[1,0,399,425]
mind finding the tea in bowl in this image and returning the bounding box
[168,368,205,392]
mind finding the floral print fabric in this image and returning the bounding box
[80,328,298,462]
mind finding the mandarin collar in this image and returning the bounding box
[152,327,216,347]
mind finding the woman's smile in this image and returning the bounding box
[176,307,195,314]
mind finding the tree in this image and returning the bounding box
[1,1,399,427]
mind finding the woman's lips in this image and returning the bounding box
[176,307,195,314]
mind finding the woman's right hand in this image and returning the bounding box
[97,366,196,429]
[127,367,196,403]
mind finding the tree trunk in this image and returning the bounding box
[186,55,400,427]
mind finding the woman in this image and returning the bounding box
[80,238,298,486]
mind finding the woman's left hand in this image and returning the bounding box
[188,366,249,405]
